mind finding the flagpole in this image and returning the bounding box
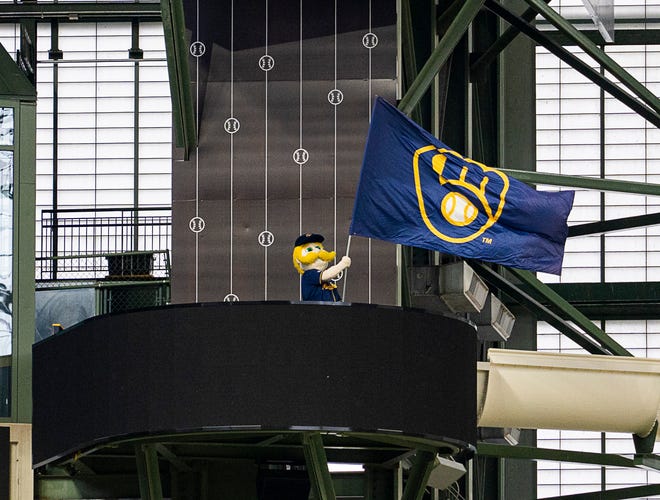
[342,235,352,300]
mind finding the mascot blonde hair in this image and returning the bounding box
[293,233,351,302]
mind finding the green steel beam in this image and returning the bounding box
[540,282,660,320]
[135,444,163,500]
[508,268,631,356]
[521,0,660,117]
[302,433,337,500]
[540,27,660,46]
[483,0,660,127]
[398,0,485,116]
[500,168,660,196]
[634,453,660,472]
[569,213,660,237]
[400,450,436,500]
[541,483,660,500]
[0,2,161,22]
[400,0,422,125]
[467,261,611,355]
[161,0,196,160]
[471,0,549,79]
[477,443,637,468]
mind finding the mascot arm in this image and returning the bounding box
[321,256,351,281]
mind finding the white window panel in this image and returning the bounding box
[57,159,96,176]
[139,97,172,112]
[139,81,171,97]
[559,128,600,145]
[605,143,649,160]
[604,113,646,129]
[538,470,561,484]
[97,35,131,53]
[138,174,171,190]
[96,65,134,82]
[58,82,97,99]
[605,192,651,207]
[537,333,561,350]
[37,99,54,115]
[58,97,97,113]
[604,235,648,251]
[56,113,95,129]
[58,129,96,144]
[58,66,97,83]
[538,100,561,117]
[97,143,134,159]
[140,36,167,52]
[36,144,53,160]
[96,98,134,113]
[139,112,172,128]
[139,190,172,206]
[97,112,134,128]
[139,158,171,174]
[537,84,561,99]
[36,129,54,145]
[560,113,599,129]
[97,81,135,98]
[37,82,53,97]
[139,65,170,82]
[96,158,134,175]
[95,190,135,206]
[605,128,648,146]
[139,128,171,143]
[36,159,53,176]
[58,144,97,159]
[139,143,171,159]
[569,205,602,222]
[562,253,600,269]
[58,174,98,191]
[97,128,134,144]
[538,485,560,498]
[57,191,97,207]
[605,267,647,281]
[537,145,561,161]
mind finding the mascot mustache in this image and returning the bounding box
[297,248,336,265]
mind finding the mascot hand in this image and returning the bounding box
[340,256,351,268]
[321,256,352,281]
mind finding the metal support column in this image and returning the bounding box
[302,432,336,500]
[398,0,485,115]
[135,444,164,500]
[400,450,436,500]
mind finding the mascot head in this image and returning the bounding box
[292,233,336,275]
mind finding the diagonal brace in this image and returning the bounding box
[508,268,631,356]
[401,450,436,500]
[302,432,336,500]
[484,0,660,127]
[135,444,164,500]
[520,0,660,117]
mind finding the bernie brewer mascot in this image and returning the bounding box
[293,233,351,302]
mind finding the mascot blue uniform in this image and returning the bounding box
[292,233,351,302]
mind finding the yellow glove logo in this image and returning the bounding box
[413,145,510,244]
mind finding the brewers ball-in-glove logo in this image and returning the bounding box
[413,145,509,244]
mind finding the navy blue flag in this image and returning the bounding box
[349,97,575,275]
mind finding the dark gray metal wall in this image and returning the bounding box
[172,0,398,304]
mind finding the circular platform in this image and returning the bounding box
[32,302,477,468]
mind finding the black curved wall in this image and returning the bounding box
[33,302,476,467]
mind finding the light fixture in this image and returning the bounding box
[427,456,467,490]
[473,294,515,342]
[438,261,489,313]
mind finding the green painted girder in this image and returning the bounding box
[470,0,549,79]
[500,168,660,197]
[484,0,660,127]
[569,213,660,237]
[400,0,422,125]
[400,450,436,500]
[161,0,196,160]
[135,444,164,500]
[542,282,660,320]
[508,268,631,357]
[0,43,35,100]
[521,0,660,118]
[477,442,637,468]
[398,0,485,116]
[302,432,337,500]
[467,260,611,355]
[541,483,660,500]
[0,2,161,22]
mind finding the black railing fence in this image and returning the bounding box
[37,207,171,282]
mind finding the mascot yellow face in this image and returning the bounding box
[292,234,336,275]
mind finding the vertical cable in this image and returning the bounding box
[264,0,269,299]
[194,0,200,301]
[229,0,235,296]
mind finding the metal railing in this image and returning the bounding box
[37,207,171,282]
